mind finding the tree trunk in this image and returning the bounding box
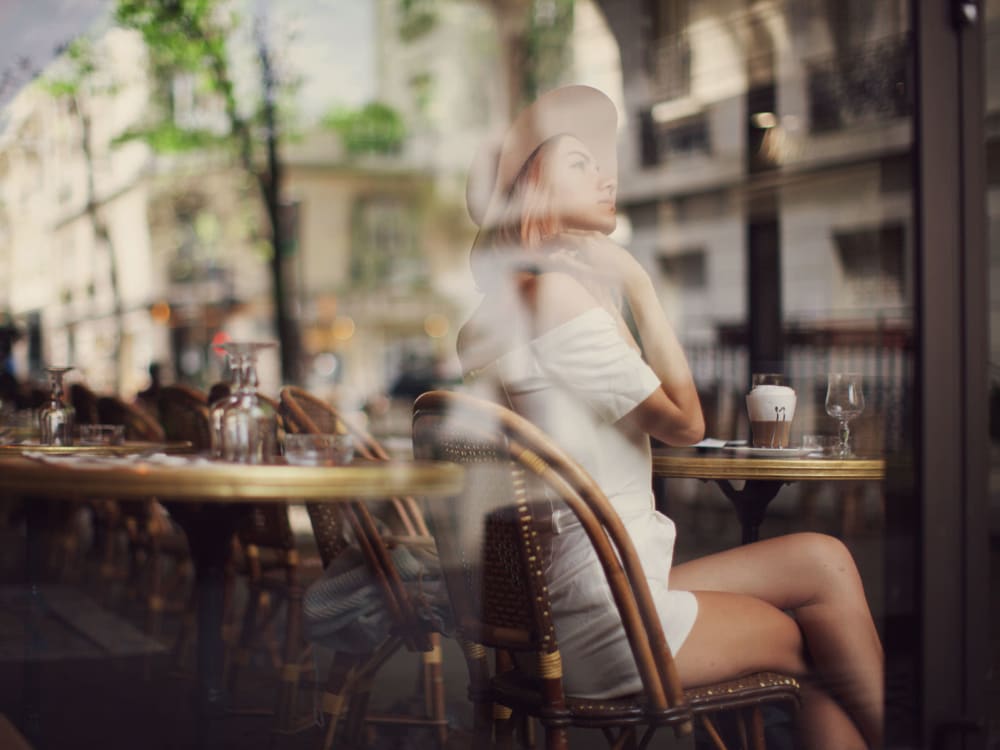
[257,28,301,385]
[79,103,125,392]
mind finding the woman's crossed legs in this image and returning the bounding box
[670,532,883,750]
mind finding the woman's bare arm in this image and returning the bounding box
[619,269,705,445]
[557,232,704,446]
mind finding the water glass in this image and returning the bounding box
[751,372,786,388]
[284,433,354,466]
[802,434,838,456]
[79,424,125,446]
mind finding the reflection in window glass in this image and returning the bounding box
[0,0,942,744]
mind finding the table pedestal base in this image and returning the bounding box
[169,503,247,747]
[713,480,786,544]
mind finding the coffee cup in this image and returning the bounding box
[746,384,796,448]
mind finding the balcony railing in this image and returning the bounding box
[807,35,911,134]
[685,319,912,452]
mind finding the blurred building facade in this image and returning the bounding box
[0,0,995,436]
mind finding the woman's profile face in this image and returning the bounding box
[544,135,617,235]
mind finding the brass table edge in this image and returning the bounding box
[651,455,886,482]
[0,458,464,502]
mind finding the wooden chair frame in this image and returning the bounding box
[412,390,801,750]
[280,385,448,750]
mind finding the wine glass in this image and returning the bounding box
[218,342,277,464]
[825,373,865,457]
[40,366,75,445]
[208,353,238,458]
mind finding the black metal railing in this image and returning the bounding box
[685,319,913,452]
[807,34,911,134]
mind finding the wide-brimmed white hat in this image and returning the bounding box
[465,85,618,231]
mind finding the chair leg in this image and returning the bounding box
[518,714,535,749]
[275,578,304,731]
[344,675,374,747]
[609,728,636,750]
[699,715,729,750]
[228,582,262,695]
[170,592,197,675]
[424,633,448,748]
[142,540,164,680]
[494,705,515,750]
[545,726,568,750]
[320,652,361,750]
[748,707,766,750]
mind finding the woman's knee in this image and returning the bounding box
[791,533,862,589]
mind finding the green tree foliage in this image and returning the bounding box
[523,0,575,103]
[114,0,303,382]
[398,0,438,42]
[113,0,250,163]
[40,38,127,390]
[322,102,407,156]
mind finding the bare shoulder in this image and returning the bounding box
[526,271,601,334]
[457,274,601,374]
[457,295,520,375]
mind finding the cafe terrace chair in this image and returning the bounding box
[411,390,801,750]
[279,385,448,750]
[70,382,100,425]
[97,394,167,442]
[213,388,315,719]
[97,394,190,649]
[154,384,217,672]
[156,384,308,711]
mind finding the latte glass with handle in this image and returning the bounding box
[825,373,865,457]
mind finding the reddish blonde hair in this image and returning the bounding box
[470,136,566,287]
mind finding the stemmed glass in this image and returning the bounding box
[208,353,238,458]
[217,342,277,464]
[825,373,865,457]
[40,366,75,445]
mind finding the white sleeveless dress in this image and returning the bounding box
[490,307,698,699]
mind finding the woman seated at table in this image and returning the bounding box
[457,85,883,750]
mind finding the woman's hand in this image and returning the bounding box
[547,231,648,290]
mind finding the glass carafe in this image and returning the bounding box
[218,342,277,464]
[40,366,75,445]
[208,354,237,458]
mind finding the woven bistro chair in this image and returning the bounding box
[95,394,190,650]
[412,390,801,750]
[157,383,214,449]
[154,385,217,671]
[279,385,448,750]
[224,391,313,725]
[70,382,100,425]
[97,395,167,443]
[157,384,309,714]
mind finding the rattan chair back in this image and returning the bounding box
[279,385,386,461]
[412,390,802,749]
[280,386,427,537]
[70,382,100,425]
[97,395,166,441]
[279,386,433,647]
[157,385,212,451]
[278,386,452,748]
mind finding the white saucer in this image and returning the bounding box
[723,446,814,457]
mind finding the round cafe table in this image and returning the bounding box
[0,454,463,748]
[652,448,885,544]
